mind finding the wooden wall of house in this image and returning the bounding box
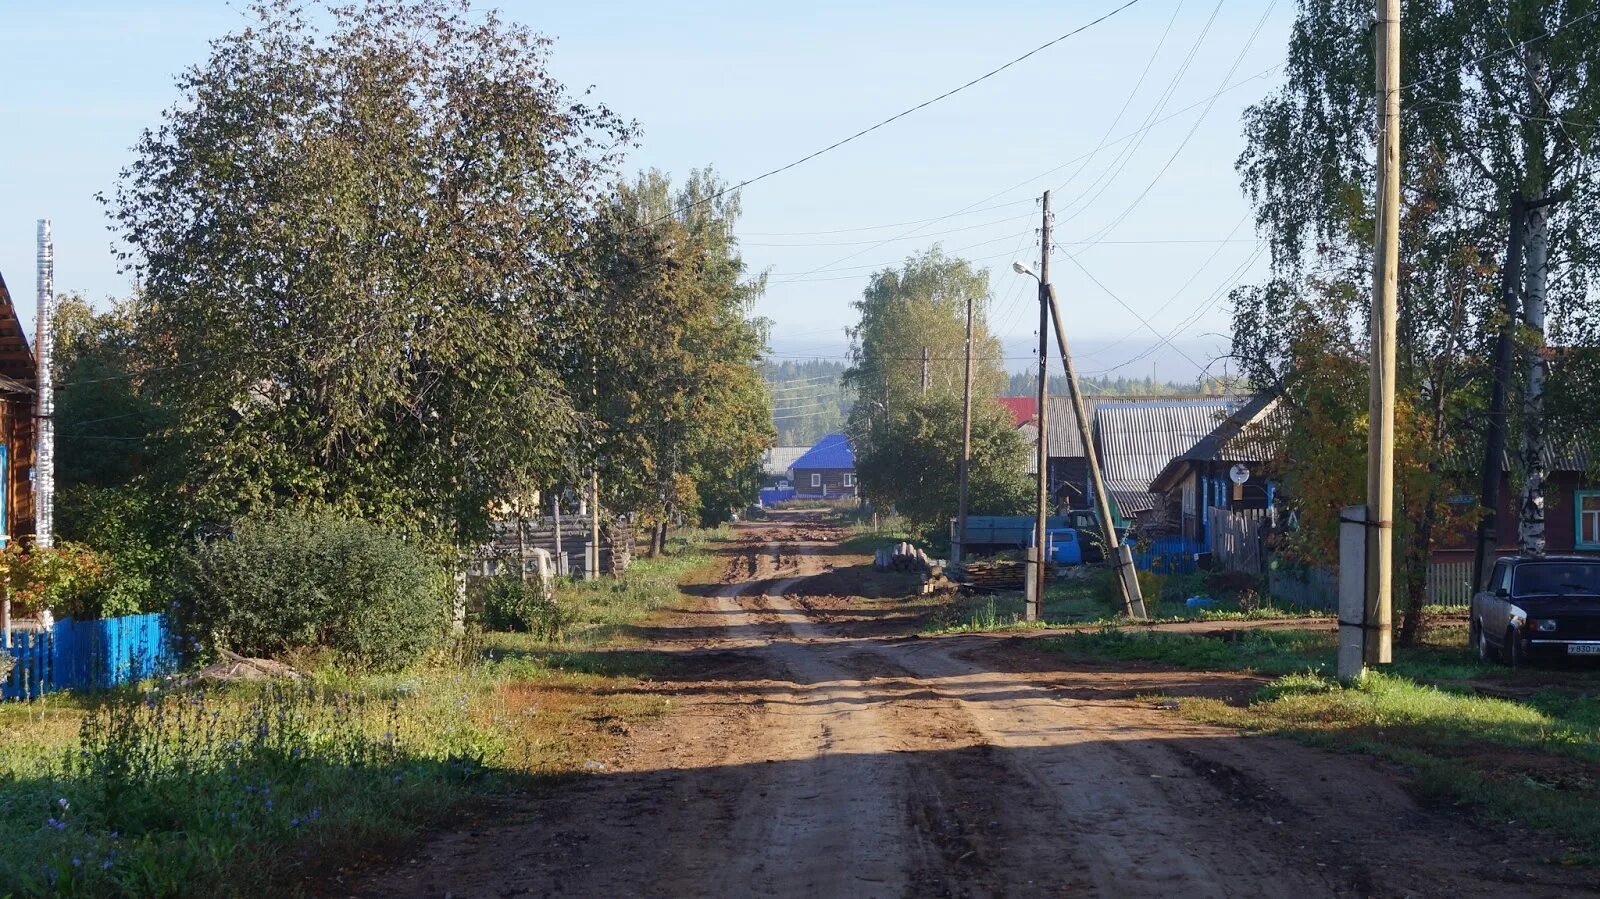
[1434,471,1594,561]
[794,467,856,497]
[4,393,34,543]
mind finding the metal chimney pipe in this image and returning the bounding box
[35,220,54,549]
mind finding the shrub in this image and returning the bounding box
[1097,567,1164,612]
[177,511,450,671]
[58,483,184,618]
[0,542,105,618]
[480,576,567,640]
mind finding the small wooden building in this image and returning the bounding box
[791,433,857,500]
[0,271,36,546]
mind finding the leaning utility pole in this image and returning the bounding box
[1474,194,1524,591]
[956,292,975,563]
[1352,0,1401,678]
[1045,281,1144,618]
[1029,194,1052,622]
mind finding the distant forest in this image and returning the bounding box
[1000,373,1238,398]
[763,360,853,446]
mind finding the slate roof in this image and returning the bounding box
[762,446,810,478]
[0,270,37,388]
[1149,393,1285,493]
[792,433,854,470]
[1096,400,1236,485]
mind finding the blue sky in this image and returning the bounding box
[0,1,1295,378]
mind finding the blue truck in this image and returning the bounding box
[954,515,1088,565]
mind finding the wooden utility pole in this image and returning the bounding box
[1029,193,1052,622]
[920,346,931,393]
[1475,194,1524,591]
[553,492,565,577]
[1045,281,1144,618]
[515,498,529,583]
[1355,0,1401,676]
[956,292,975,563]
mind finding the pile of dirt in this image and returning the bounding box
[194,649,303,682]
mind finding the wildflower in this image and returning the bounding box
[265,798,273,810]
[57,798,68,810]
[290,817,300,827]
[102,859,114,870]
[71,857,82,868]
[310,808,320,821]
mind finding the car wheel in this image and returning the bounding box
[1504,628,1521,668]
[1474,620,1497,663]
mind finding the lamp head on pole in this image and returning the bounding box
[1012,260,1038,279]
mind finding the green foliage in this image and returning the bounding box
[176,512,451,671]
[58,484,183,618]
[586,169,774,528]
[852,391,1030,536]
[107,0,635,541]
[480,577,567,641]
[0,542,105,619]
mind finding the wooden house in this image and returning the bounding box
[0,270,36,546]
[1148,392,1282,544]
[791,433,857,500]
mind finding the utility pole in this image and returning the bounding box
[589,469,602,581]
[1045,281,1145,618]
[1029,193,1052,622]
[1475,194,1524,591]
[553,491,565,577]
[956,292,975,563]
[1353,0,1401,677]
[920,346,931,393]
[35,220,54,551]
[515,497,529,584]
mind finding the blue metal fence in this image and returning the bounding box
[1132,537,1207,575]
[3,613,176,700]
[758,487,796,506]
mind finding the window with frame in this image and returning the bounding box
[811,473,822,487]
[842,473,855,487]
[1577,490,1600,550]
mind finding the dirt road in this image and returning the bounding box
[360,515,1594,898]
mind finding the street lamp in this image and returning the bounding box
[1012,260,1037,279]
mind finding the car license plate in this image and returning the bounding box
[1568,644,1600,655]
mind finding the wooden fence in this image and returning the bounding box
[1208,508,1267,573]
[468,516,633,580]
[3,613,177,701]
[1266,560,1476,612]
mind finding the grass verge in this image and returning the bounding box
[1045,622,1600,863]
[0,530,725,896]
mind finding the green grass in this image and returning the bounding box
[0,533,727,896]
[924,566,1328,635]
[1047,621,1600,862]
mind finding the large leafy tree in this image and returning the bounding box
[843,248,1021,532]
[585,169,773,534]
[1232,0,1599,642]
[107,0,634,542]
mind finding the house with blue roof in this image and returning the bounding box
[791,433,857,500]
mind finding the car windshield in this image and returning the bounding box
[1512,562,1600,597]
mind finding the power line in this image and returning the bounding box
[641,0,1147,231]
[1056,250,1204,371]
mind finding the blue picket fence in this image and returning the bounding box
[2,613,176,701]
[1133,537,1207,576]
[758,487,796,506]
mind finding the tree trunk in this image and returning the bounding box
[656,520,669,557]
[1519,48,1551,557]
[1476,194,1523,588]
[648,519,663,559]
[516,500,529,584]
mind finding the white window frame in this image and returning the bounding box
[1578,490,1600,550]
[842,473,855,487]
[811,473,822,487]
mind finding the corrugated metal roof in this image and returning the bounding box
[762,445,810,477]
[1104,477,1161,515]
[1097,400,1236,486]
[1044,396,1094,457]
[792,433,854,470]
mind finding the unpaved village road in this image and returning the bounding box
[359,515,1596,898]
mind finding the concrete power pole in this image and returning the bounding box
[920,346,931,393]
[1352,0,1401,678]
[589,470,601,581]
[35,220,55,551]
[956,292,975,563]
[1028,193,1052,622]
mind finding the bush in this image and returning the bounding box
[1203,570,1263,599]
[0,542,105,618]
[1097,567,1164,612]
[480,576,567,640]
[58,483,184,618]
[177,511,450,671]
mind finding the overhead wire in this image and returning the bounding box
[639,0,1147,231]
